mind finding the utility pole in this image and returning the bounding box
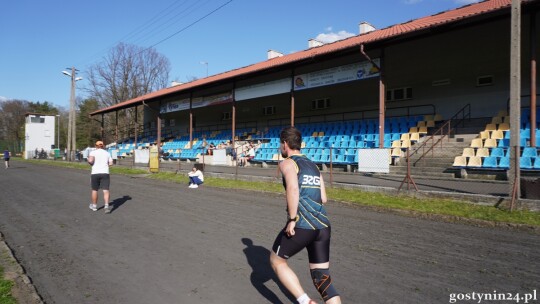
[70,67,77,161]
[63,67,82,161]
[509,0,521,203]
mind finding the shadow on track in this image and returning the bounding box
[108,195,132,213]
[241,238,296,304]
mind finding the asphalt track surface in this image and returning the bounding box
[0,161,538,304]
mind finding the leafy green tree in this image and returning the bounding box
[76,98,101,148]
[0,99,30,153]
[28,101,59,115]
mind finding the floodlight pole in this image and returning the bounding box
[509,0,521,207]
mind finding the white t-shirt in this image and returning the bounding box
[89,149,112,174]
[188,170,204,181]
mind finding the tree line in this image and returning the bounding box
[0,43,171,154]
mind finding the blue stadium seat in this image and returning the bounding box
[499,157,510,169]
[490,147,504,157]
[534,157,540,169]
[482,156,498,168]
[498,139,509,147]
[520,129,531,139]
[522,147,538,158]
[520,157,533,169]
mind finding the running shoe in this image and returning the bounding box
[104,205,111,214]
[89,204,98,212]
[191,184,198,188]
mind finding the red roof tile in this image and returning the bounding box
[91,0,528,115]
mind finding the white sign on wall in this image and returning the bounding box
[357,148,390,173]
[294,59,380,91]
[235,78,291,101]
[160,98,190,114]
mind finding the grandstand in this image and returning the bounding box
[90,1,540,199]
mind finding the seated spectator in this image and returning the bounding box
[188,167,204,188]
[207,143,216,155]
[239,143,256,167]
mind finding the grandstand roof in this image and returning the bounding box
[91,0,534,116]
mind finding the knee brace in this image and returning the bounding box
[310,268,339,301]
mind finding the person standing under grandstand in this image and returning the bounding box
[4,149,10,169]
[270,127,341,304]
[87,141,113,213]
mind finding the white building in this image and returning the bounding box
[24,113,56,159]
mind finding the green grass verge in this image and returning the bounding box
[0,266,16,304]
[149,172,540,227]
[16,158,540,227]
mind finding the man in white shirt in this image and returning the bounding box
[87,141,113,213]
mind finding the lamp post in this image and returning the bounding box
[200,61,208,77]
[62,67,82,161]
[55,114,60,151]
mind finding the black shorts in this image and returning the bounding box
[272,227,331,264]
[91,174,110,191]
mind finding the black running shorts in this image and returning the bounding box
[272,227,331,264]
[91,174,110,191]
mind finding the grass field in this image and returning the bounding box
[0,265,16,304]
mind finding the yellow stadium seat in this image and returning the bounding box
[503,116,510,123]
[433,114,443,121]
[470,138,483,148]
[476,148,490,157]
[426,120,435,128]
[424,115,434,121]
[400,140,411,148]
[318,131,325,137]
[480,131,490,139]
[462,148,475,157]
[417,121,426,127]
[391,148,403,157]
[498,123,510,131]
[485,123,497,131]
[409,132,420,141]
[400,133,410,140]
[312,132,318,137]
[391,140,401,148]
[490,130,503,139]
[483,138,497,148]
[467,156,482,167]
[409,127,418,133]
[453,156,467,167]
[418,126,428,134]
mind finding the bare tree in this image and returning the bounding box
[86,43,171,141]
[0,99,30,152]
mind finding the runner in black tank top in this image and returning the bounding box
[270,127,341,304]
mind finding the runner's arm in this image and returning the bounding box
[281,159,299,236]
[320,174,327,204]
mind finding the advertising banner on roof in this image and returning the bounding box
[235,78,291,101]
[160,92,233,112]
[293,59,380,91]
[160,98,190,114]
[192,92,233,109]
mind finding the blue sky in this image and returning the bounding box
[0,0,480,109]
